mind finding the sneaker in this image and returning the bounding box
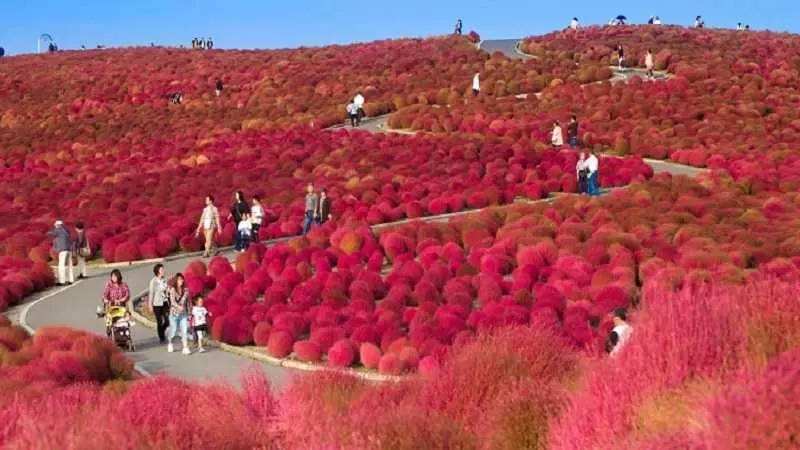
[182,347,191,355]
[198,347,206,353]
[167,342,174,353]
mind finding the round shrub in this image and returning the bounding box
[359,342,382,369]
[328,339,357,368]
[266,330,294,358]
[293,340,322,363]
[378,353,406,375]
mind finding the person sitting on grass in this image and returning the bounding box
[551,121,564,147]
[191,294,211,353]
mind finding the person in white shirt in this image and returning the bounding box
[353,92,365,125]
[576,152,589,193]
[606,308,633,357]
[585,150,600,195]
[645,49,655,79]
[346,102,359,127]
[551,121,564,147]
[236,212,253,252]
[569,17,579,30]
[653,16,662,25]
[736,22,743,30]
[694,16,704,28]
[191,294,211,352]
[250,195,264,242]
[472,72,480,97]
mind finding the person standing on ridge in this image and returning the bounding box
[454,19,463,35]
[645,49,655,79]
[72,221,90,280]
[606,308,633,356]
[48,220,73,286]
[551,121,564,147]
[653,16,662,25]
[648,16,654,24]
[207,37,214,49]
[585,149,600,196]
[570,17,579,30]
[195,195,221,258]
[567,115,579,148]
[149,263,170,344]
[303,184,319,235]
[694,16,704,28]
[215,78,223,97]
[353,92,365,126]
[472,72,480,97]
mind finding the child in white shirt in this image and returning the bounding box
[191,295,211,352]
[236,212,253,252]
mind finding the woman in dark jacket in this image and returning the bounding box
[315,188,332,225]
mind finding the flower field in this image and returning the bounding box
[2,22,800,449]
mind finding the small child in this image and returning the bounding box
[191,295,211,352]
[236,212,252,252]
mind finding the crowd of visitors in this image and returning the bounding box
[191,37,214,49]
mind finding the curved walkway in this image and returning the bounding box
[18,39,704,389]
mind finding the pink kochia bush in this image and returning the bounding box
[549,276,800,449]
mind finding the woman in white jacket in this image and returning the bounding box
[551,121,564,147]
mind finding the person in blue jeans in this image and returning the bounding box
[585,150,600,195]
[166,273,191,355]
[302,183,319,235]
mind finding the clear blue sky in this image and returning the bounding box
[0,0,795,55]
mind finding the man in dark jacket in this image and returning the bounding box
[48,220,73,285]
[567,115,579,148]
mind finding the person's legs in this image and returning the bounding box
[302,211,313,235]
[67,256,74,284]
[77,255,87,278]
[57,251,69,284]
[196,325,206,351]
[251,224,260,244]
[153,305,168,343]
[167,314,178,351]
[203,228,214,256]
[588,172,599,195]
[179,315,190,354]
[234,229,242,251]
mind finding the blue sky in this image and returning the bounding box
[0,0,795,55]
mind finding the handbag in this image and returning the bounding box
[78,236,91,258]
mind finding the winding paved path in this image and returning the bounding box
[16,39,704,388]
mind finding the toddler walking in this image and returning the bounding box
[191,295,211,352]
[236,212,253,252]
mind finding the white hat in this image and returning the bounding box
[54,220,63,226]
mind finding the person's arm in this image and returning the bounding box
[102,282,111,305]
[213,207,221,234]
[196,208,204,234]
[121,283,130,308]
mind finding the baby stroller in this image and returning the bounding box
[96,305,136,351]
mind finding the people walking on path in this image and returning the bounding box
[576,152,589,194]
[606,308,633,356]
[586,150,600,196]
[191,295,211,352]
[551,121,564,147]
[215,78,223,97]
[346,102,359,127]
[149,263,170,344]
[567,115,579,148]
[645,49,655,79]
[315,188,332,225]
[195,195,221,258]
[454,19,463,35]
[569,17,579,30]
[48,220,73,286]
[166,273,191,355]
[72,221,90,280]
[250,195,264,241]
[472,72,480,97]
[615,44,625,70]
[303,184,319,235]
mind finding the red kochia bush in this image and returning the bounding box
[293,340,322,363]
[359,342,382,369]
[327,339,357,368]
[266,330,294,358]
